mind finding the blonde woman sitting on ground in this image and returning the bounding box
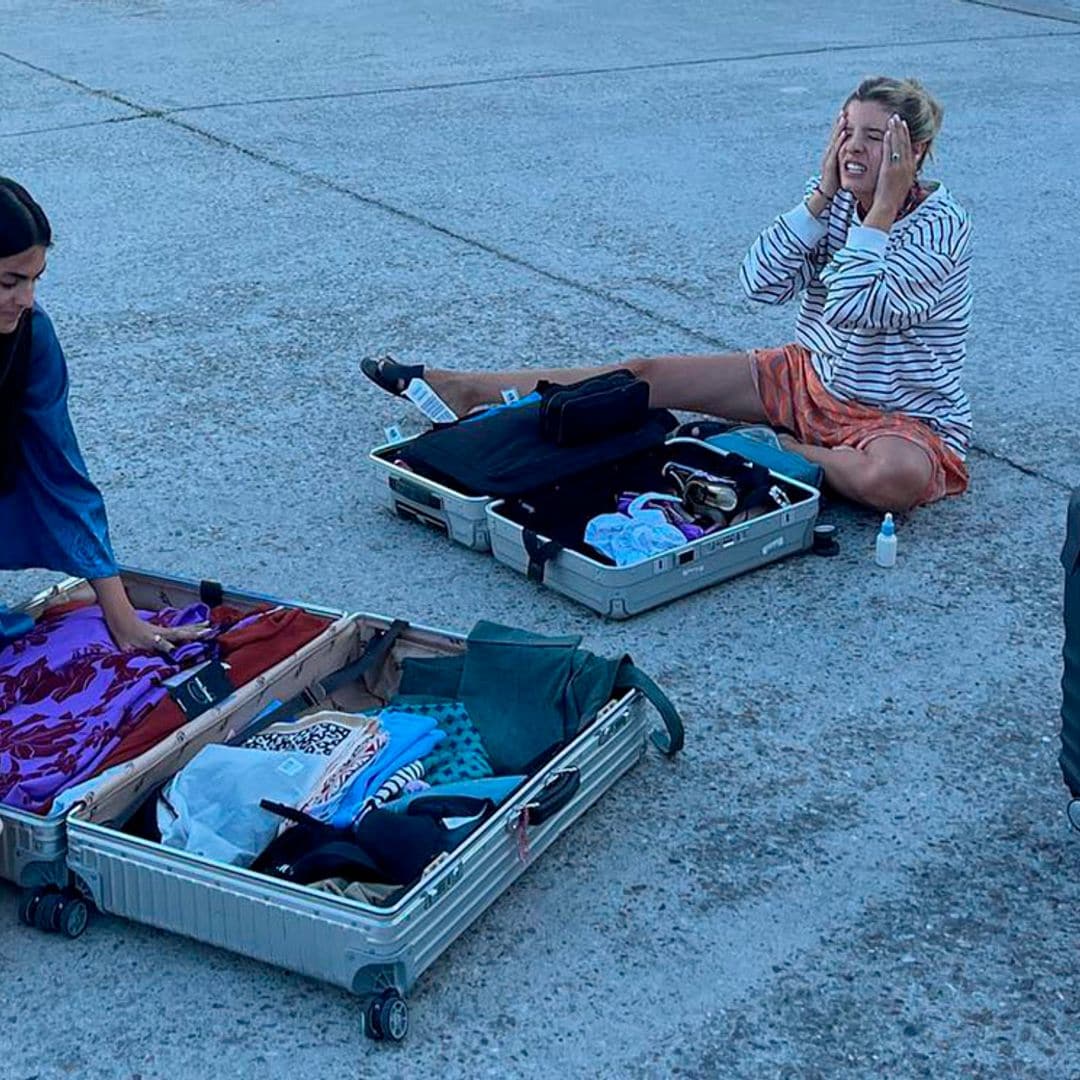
[363,76,971,513]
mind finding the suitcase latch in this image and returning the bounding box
[420,859,463,910]
[596,710,631,747]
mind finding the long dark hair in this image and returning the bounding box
[0,177,52,492]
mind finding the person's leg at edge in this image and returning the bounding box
[779,434,934,512]
[424,353,771,424]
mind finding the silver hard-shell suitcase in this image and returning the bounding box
[65,612,676,1041]
[0,568,345,934]
[486,437,820,618]
[371,435,820,617]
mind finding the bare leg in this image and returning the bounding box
[779,434,933,512]
[426,352,770,422]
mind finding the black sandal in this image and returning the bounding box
[360,354,458,423]
[360,354,425,397]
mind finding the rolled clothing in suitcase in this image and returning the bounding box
[1061,488,1080,797]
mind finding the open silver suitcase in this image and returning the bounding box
[0,568,345,934]
[372,434,820,619]
[65,612,682,1041]
[486,437,820,618]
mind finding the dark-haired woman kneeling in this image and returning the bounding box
[0,177,205,651]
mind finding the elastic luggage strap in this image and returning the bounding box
[523,529,563,585]
[614,661,685,757]
[237,619,410,741]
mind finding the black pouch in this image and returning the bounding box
[538,370,650,446]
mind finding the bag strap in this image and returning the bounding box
[522,529,563,584]
[614,660,685,757]
[405,795,495,821]
[236,619,409,742]
[259,799,327,829]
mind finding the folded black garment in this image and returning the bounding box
[537,370,651,447]
[397,400,677,497]
[252,802,385,884]
[253,798,495,887]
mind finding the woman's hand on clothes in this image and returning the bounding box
[869,114,917,223]
[817,110,849,198]
[91,574,209,655]
[105,611,210,655]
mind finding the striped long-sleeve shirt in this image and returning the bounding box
[739,178,973,457]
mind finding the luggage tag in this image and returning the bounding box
[507,806,532,864]
[383,424,405,445]
[500,388,521,405]
[164,660,235,721]
[403,379,458,425]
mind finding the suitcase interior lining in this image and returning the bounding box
[495,442,812,561]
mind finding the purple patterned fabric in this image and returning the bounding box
[616,492,706,540]
[0,603,212,814]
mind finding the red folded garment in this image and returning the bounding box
[97,606,332,772]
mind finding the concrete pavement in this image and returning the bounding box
[1,2,1079,1076]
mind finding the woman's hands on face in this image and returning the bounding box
[818,110,849,198]
[872,114,918,216]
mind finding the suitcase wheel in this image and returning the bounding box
[363,988,409,1043]
[19,886,89,938]
[55,891,90,939]
[17,885,51,927]
[33,890,63,932]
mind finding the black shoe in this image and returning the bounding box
[360,354,425,397]
[360,354,458,423]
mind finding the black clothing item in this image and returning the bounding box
[397,401,677,497]
[0,311,31,493]
[254,799,495,887]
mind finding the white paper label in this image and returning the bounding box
[403,379,457,424]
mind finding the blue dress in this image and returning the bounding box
[0,304,117,643]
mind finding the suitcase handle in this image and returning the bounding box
[524,768,581,827]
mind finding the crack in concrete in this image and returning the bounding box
[0,49,743,350]
[968,444,1074,491]
[155,26,1080,115]
[3,25,1078,135]
[957,0,1080,25]
[0,113,144,140]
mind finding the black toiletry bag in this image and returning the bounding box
[537,370,651,447]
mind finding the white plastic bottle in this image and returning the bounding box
[875,512,897,568]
